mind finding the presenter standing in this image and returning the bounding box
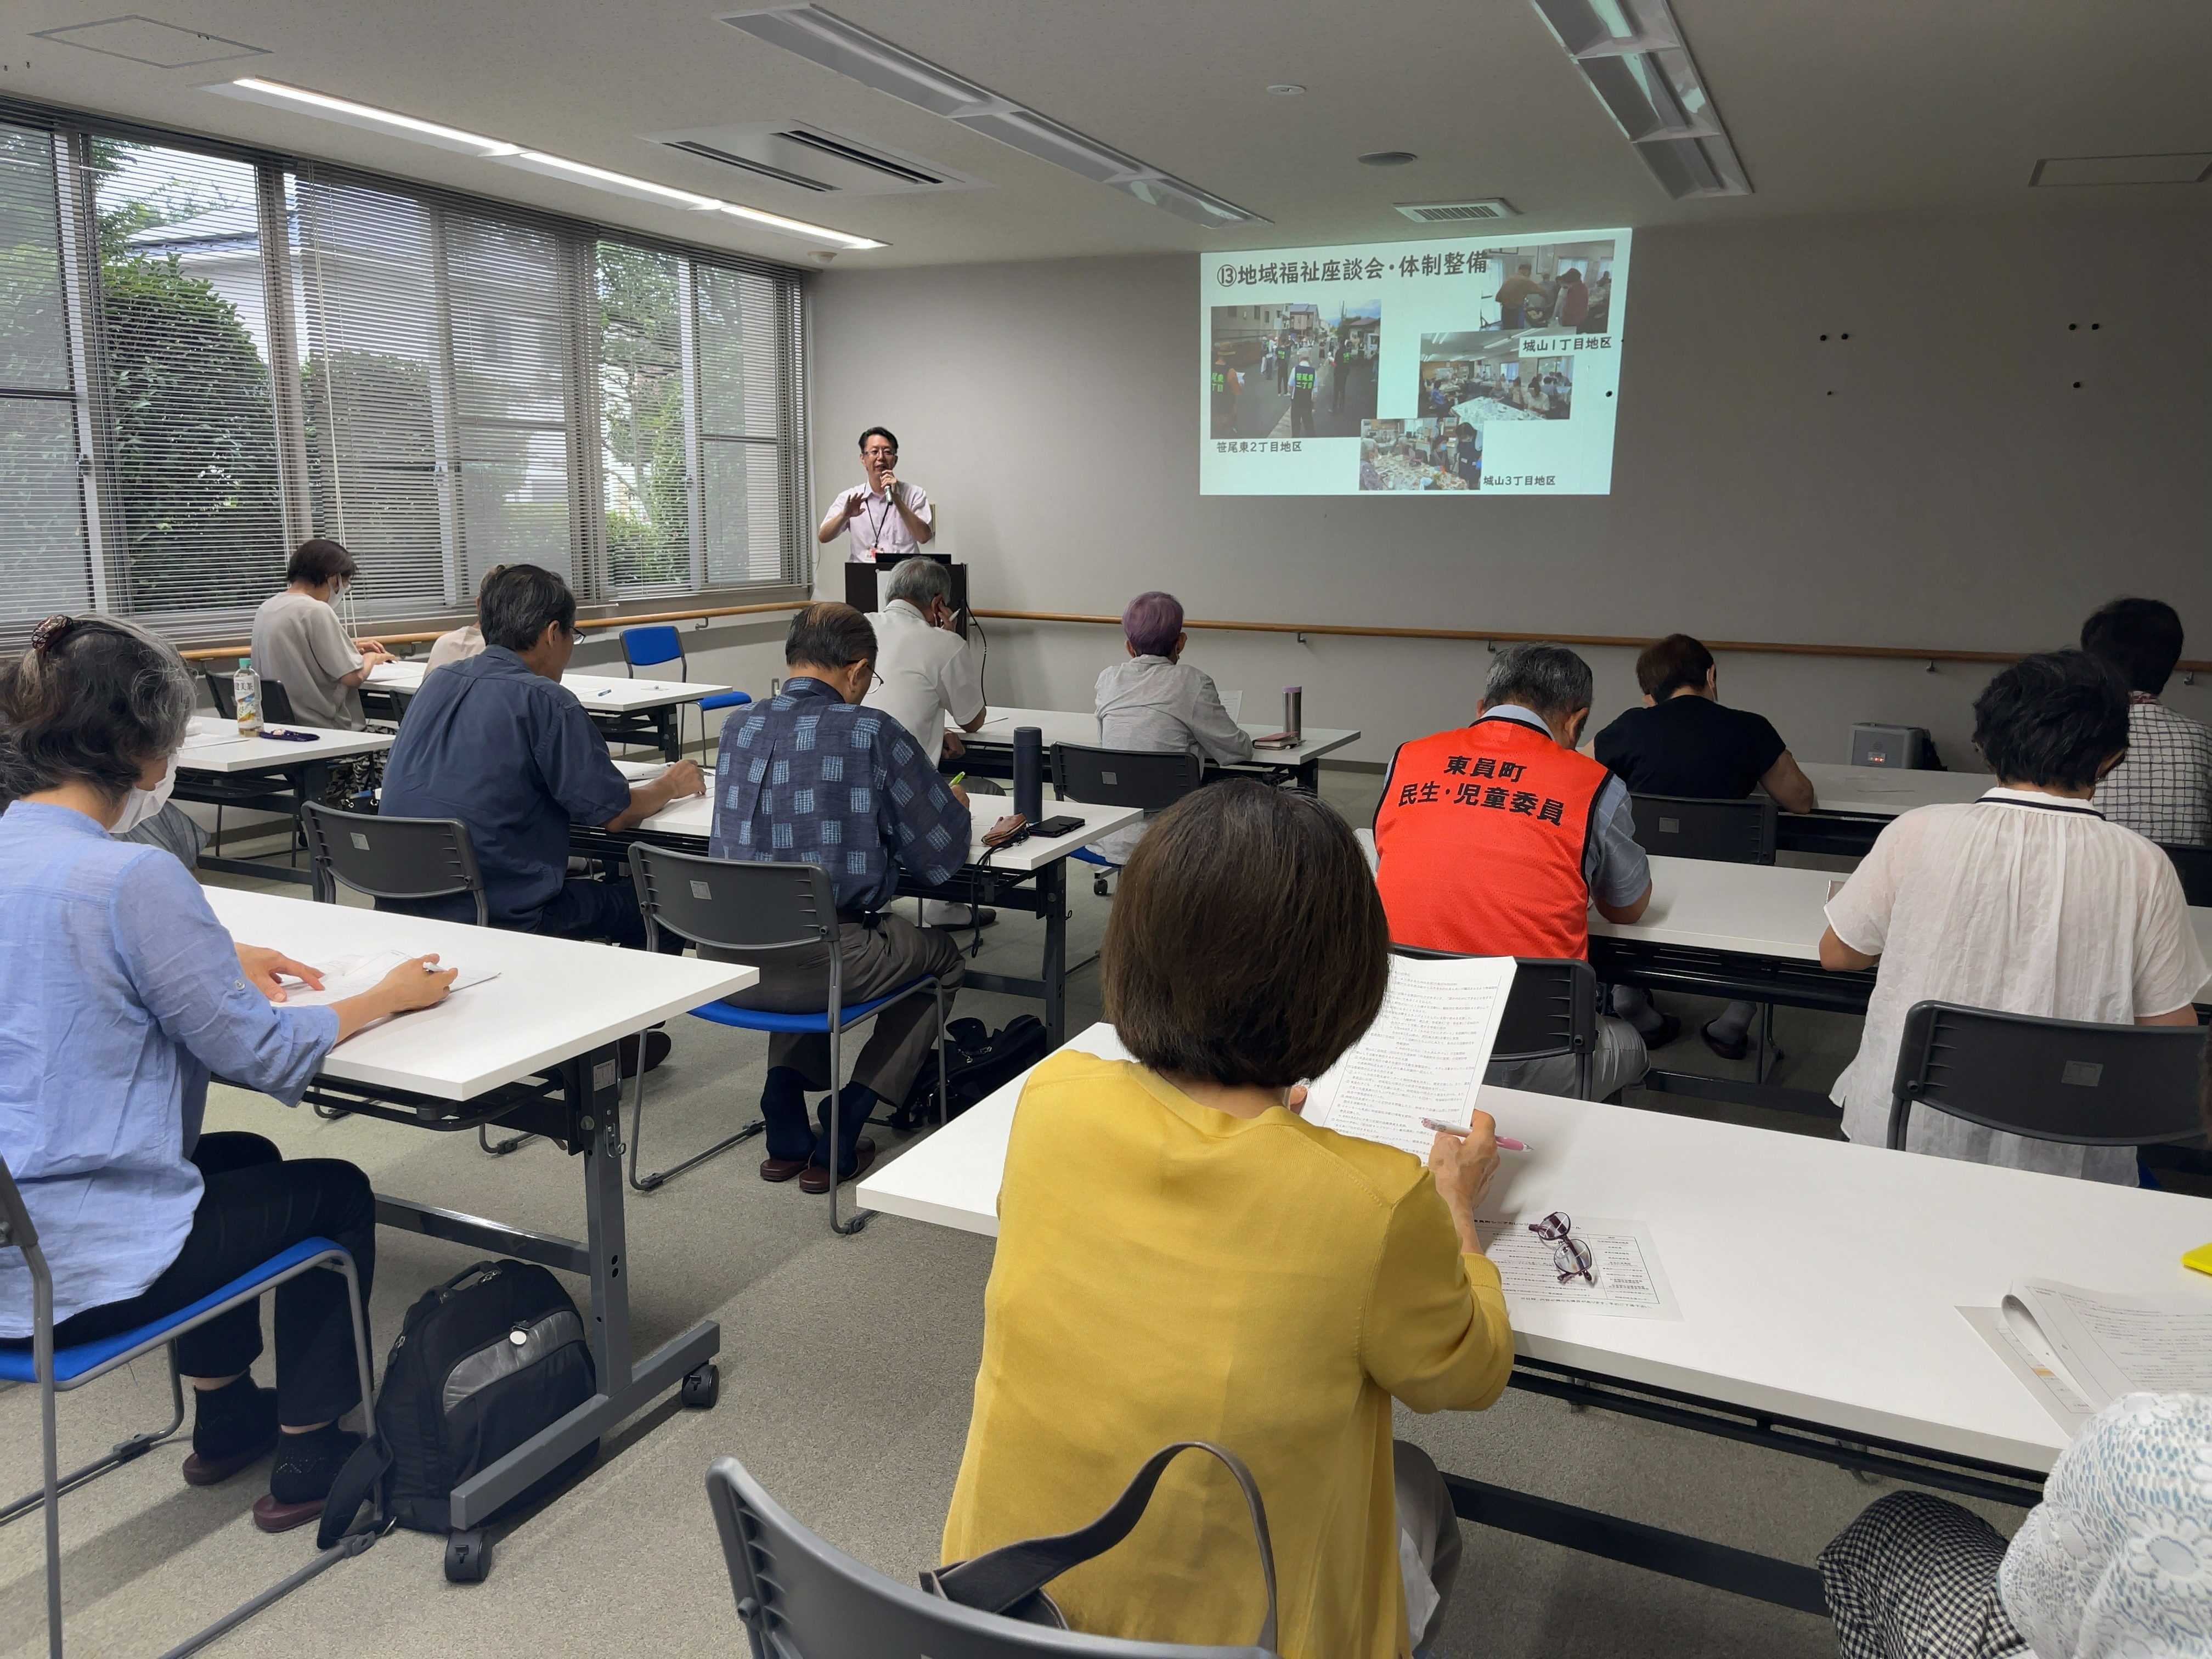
[817,427,934,565]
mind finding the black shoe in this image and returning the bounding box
[1643,1013,1683,1051]
[182,1376,279,1486]
[1701,1020,1749,1062]
[618,1029,673,1077]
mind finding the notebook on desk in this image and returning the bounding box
[1963,1278,2212,1434]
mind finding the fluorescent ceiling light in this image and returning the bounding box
[1527,0,1750,198]
[209,77,520,156]
[719,4,1268,227]
[200,76,885,248]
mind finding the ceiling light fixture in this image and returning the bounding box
[1525,0,1750,198]
[1358,151,1419,167]
[1265,84,1306,96]
[200,75,885,248]
[718,3,1268,228]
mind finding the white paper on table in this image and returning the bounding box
[1302,953,1516,1161]
[1958,1306,2100,1436]
[1474,1214,1682,1321]
[2001,1280,2212,1412]
[276,949,499,1007]
[180,726,250,751]
[612,758,668,783]
[1220,689,1244,722]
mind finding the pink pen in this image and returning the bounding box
[1421,1118,1528,1151]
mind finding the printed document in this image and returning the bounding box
[1475,1214,1683,1321]
[1302,953,1516,1160]
[276,950,498,1007]
[1997,1280,2212,1413]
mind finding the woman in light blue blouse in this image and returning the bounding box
[0,616,453,1530]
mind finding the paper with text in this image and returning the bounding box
[2001,1280,2212,1412]
[1475,1214,1681,1321]
[276,950,498,1007]
[1302,953,1516,1160]
[1958,1307,2099,1436]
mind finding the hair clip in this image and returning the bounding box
[29,615,75,656]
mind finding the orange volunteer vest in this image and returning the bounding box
[1374,714,1612,959]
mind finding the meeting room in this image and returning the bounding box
[3,5,2210,1659]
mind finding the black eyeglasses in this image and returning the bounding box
[1527,1211,1594,1285]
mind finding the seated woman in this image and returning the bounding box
[1821,650,2206,1182]
[425,563,505,672]
[0,616,454,1529]
[248,538,393,731]
[941,782,1514,1658]
[1090,589,1255,864]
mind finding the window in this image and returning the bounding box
[0,105,810,644]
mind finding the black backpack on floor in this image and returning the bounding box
[891,1015,1050,1131]
[319,1259,596,1545]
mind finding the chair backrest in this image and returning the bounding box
[301,803,487,924]
[623,625,685,676]
[204,671,296,724]
[705,1455,1269,1659]
[1887,1001,2211,1152]
[628,843,838,960]
[1051,744,1205,812]
[1628,793,1776,865]
[2160,841,2212,907]
[1392,946,1596,1084]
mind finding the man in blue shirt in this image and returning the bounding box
[710,603,972,1191]
[379,565,705,948]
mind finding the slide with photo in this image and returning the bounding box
[1201,228,1628,496]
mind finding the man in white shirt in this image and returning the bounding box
[866,556,989,927]
[2080,597,2212,847]
[249,539,392,731]
[1821,650,2207,1183]
[1091,591,1255,864]
[817,426,933,566]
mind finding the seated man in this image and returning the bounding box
[1593,632,1818,1060]
[709,603,972,1193]
[1374,643,1658,1098]
[1091,590,1254,864]
[1821,650,2207,1183]
[249,539,393,732]
[865,556,990,927]
[377,563,705,951]
[2081,596,2211,847]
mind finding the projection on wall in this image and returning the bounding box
[1201,228,1630,496]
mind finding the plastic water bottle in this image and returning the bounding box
[234,656,263,737]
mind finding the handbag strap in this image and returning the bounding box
[315,1435,392,1550]
[928,1441,1278,1652]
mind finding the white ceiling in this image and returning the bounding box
[8,1,2209,269]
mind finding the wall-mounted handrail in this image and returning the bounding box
[175,599,806,662]
[970,610,2212,674]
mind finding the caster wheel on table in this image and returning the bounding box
[445,1528,492,1583]
[682,1362,720,1409]
[1093,875,1111,897]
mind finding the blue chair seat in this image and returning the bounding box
[699,690,753,714]
[684,977,933,1036]
[0,1235,346,1386]
[1072,847,1116,868]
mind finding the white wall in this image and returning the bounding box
[809,202,2212,769]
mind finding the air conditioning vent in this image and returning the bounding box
[1395,199,1519,222]
[641,122,985,196]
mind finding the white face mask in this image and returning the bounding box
[110,750,180,836]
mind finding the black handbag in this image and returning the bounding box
[922,1441,1279,1653]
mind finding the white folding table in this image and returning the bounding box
[365,661,734,760]
[176,716,396,887]
[579,777,1142,1046]
[1782,763,1990,856]
[954,706,1361,793]
[858,1020,2212,1612]
[201,888,756,1575]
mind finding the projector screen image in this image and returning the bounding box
[1200,228,1628,496]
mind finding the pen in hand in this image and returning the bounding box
[1422,1117,1528,1152]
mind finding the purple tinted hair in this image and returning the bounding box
[1123,591,1184,659]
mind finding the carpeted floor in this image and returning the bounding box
[0,771,2013,1657]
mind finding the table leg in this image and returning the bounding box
[1295,757,1321,793]
[1040,859,1067,1048]
[656,708,680,763]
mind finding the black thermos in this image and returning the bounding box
[1013,725,1043,821]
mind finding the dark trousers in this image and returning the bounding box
[383,877,678,953]
[35,1134,375,1426]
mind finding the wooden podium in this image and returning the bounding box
[843,558,969,639]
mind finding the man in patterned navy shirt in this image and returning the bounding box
[708,603,972,1191]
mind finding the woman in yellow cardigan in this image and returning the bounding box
[942,780,1515,1659]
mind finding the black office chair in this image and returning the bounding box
[300,804,527,1156]
[2160,841,2212,908]
[627,844,950,1232]
[705,1454,1271,1659]
[205,670,299,725]
[1886,1001,2210,1153]
[1391,947,1599,1099]
[1628,793,1777,865]
[1051,743,1205,896]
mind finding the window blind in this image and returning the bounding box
[0,123,92,624]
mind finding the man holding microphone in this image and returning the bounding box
[818,426,934,564]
